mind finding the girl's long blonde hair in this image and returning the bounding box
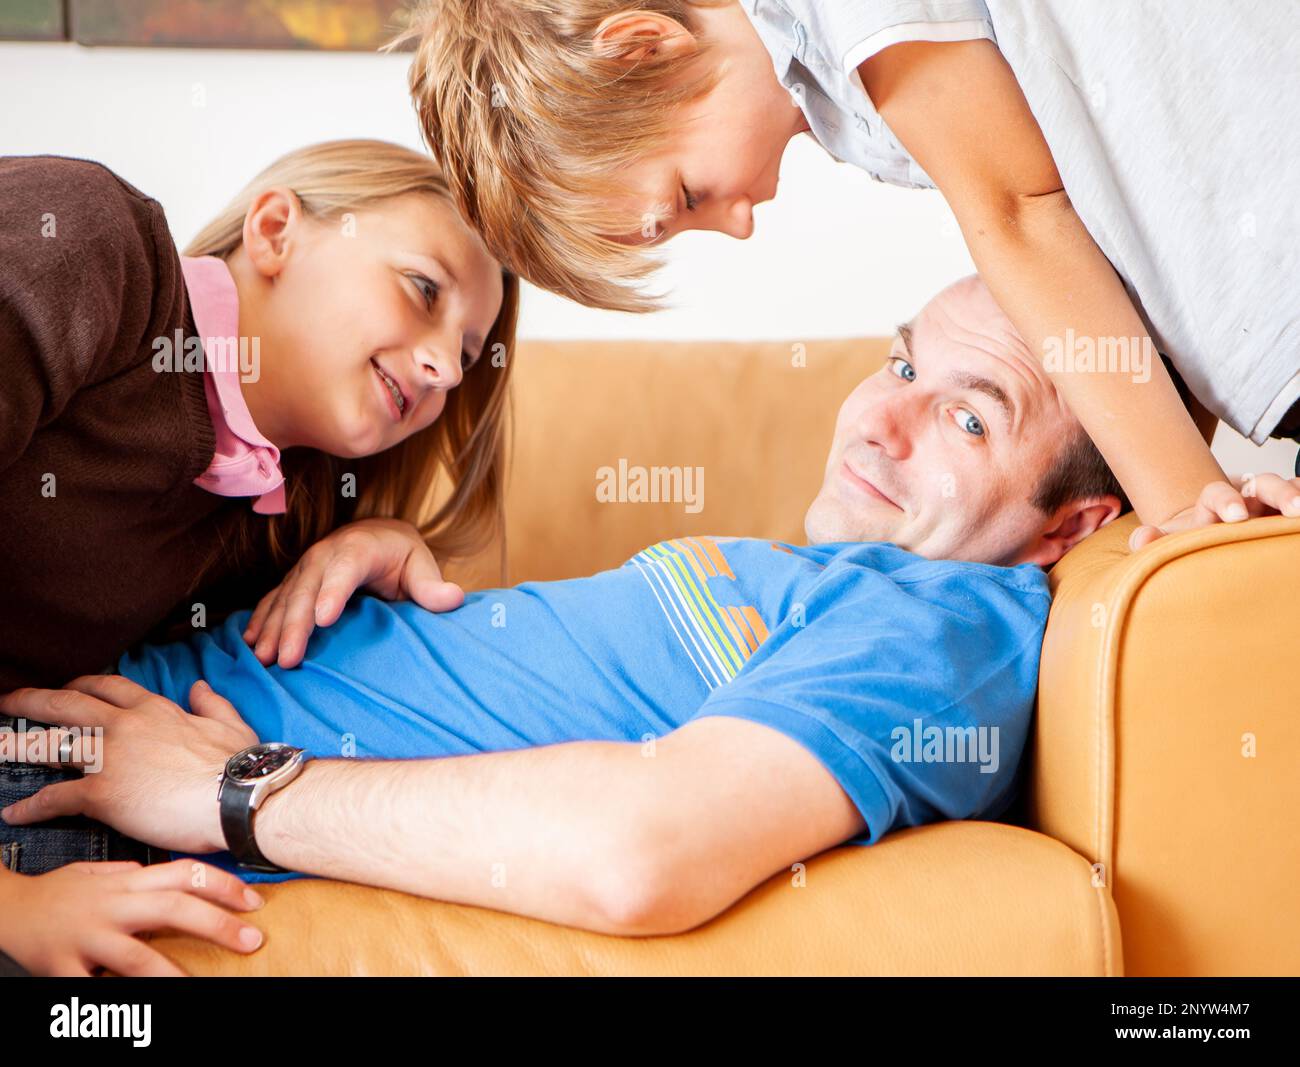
[184,139,518,582]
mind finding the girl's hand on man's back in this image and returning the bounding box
[242,518,464,668]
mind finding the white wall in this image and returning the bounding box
[3,40,1295,478]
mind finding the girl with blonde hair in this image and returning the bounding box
[0,138,518,974]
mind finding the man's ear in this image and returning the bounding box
[1019,495,1124,567]
[240,186,301,281]
[591,11,697,63]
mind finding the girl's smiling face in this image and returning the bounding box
[227,188,504,458]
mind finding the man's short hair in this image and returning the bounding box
[388,0,725,313]
[1032,428,1132,517]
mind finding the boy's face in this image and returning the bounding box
[600,5,810,245]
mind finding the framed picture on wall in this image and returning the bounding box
[0,0,66,40]
[62,0,417,51]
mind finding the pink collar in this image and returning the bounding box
[181,255,286,515]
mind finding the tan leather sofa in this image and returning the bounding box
[152,338,1300,976]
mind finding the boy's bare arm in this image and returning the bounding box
[858,40,1228,529]
[1187,392,1219,447]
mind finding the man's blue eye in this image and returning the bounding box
[888,356,916,382]
[956,409,985,437]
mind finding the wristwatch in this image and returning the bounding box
[218,742,310,873]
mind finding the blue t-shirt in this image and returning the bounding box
[120,537,1052,881]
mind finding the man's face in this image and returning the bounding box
[804,277,1089,565]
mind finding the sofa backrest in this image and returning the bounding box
[448,337,888,588]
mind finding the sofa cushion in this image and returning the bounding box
[149,821,1119,976]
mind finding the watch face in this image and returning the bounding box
[227,745,297,783]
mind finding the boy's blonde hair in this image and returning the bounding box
[185,138,518,579]
[387,0,725,313]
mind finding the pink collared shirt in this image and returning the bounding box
[180,255,286,515]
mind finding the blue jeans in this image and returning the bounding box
[0,714,163,978]
[0,715,161,876]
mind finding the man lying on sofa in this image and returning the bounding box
[2,275,1142,938]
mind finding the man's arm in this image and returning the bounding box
[0,678,863,937]
[609,716,867,934]
[251,741,646,934]
[252,715,863,936]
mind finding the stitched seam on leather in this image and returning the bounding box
[1094,885,1117,977]
[1085,581,1122,877]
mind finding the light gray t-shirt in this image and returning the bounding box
[743,0,1300,442]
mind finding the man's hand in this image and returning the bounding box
[244,517,465,669]
[0,860,264,978]
[0,675,257,854]
[1129,472,1300,550]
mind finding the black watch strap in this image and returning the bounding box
[219,778,285,874]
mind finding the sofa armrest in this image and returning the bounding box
[1032,513,1300,975]
[147,822,1118,976]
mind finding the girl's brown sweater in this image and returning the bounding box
[1,156,289,689]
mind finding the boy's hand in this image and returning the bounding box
[0,859,264,977]
[1129,473,1300,551]
[243,517,465,668]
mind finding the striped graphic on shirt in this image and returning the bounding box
[630,537,770,690]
